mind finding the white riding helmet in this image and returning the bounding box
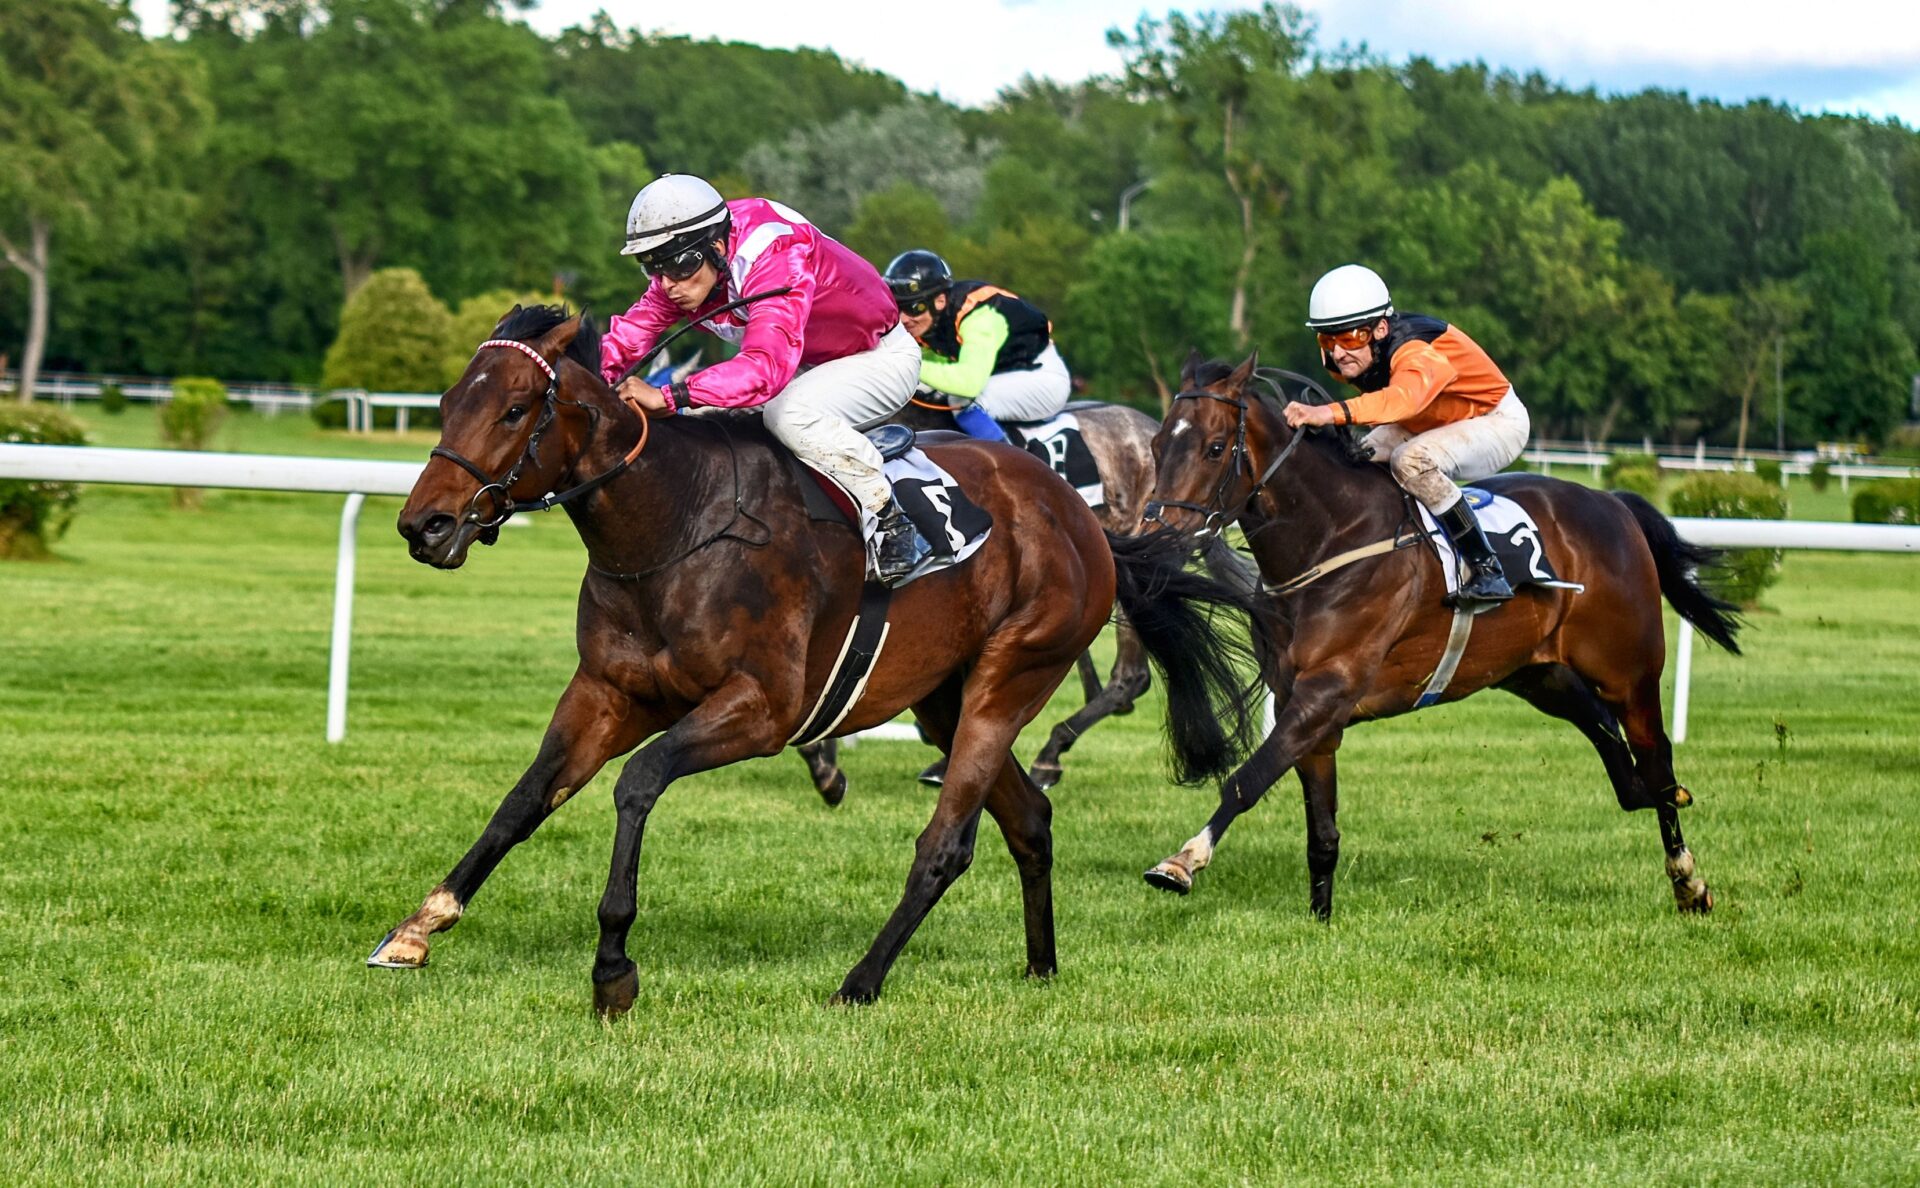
[622,174,729,257]
[1305,264,1394,330]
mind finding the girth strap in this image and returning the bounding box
[787,580,894,746]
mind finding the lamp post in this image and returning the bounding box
[1117,179,1152,233]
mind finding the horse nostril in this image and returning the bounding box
[420,513,456,545]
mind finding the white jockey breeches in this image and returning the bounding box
[966,343,1072,425]
[1360,389,1530,514]
[761,323,922,515]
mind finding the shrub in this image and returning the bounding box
[322,268,452,393]
[1603,451,1659,488]
[1609,464,1662,502]
[162,377,229,508]
[1752,458,1783,486]
[1880,425,1920,461]
[0,404,86,559]
[1669,472,1788,607]
[1808,460,1832,493]
[442,288,553,390]
[99,382,129,415]
[1852,477,1920,525]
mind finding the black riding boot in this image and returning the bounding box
[1438,499,1514,610]
[871,496,933,586]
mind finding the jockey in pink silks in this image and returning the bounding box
[600,173,930,584]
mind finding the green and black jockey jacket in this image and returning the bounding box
[924,281,1053,372]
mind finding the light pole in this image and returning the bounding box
[1117,179,1152,233]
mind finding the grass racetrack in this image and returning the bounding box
[3,410,1917,1183]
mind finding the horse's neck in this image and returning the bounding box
[563,409,721,573]
[1243,420,1404,580]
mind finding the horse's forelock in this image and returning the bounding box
[487,303,600,377]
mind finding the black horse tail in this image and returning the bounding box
[1613,491,1744,655]
[1107,529,1270,784]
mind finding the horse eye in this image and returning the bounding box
[1207,441,1227,459]
[503,405,527,426]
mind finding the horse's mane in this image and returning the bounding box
[493,303,602,377]
[1189,358,1372,470]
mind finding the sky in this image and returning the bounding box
[131,0,1920,127]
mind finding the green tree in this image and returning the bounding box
[0,0,206,400]
[741,100,992,233]
[1793,229,1918,446]
[181,0,596,301]
[842,184,958,270]
[1064,231,1230,409]
[321,267,453,395]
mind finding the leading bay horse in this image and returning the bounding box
[795,394,1255,797]
[1139,353,1742,918]
[372,307,1264,1013]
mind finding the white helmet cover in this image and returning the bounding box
[1305,264,1394,330]
[622,174,729,256]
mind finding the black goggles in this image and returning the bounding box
[897,297,935,317]
[637,244,709,282]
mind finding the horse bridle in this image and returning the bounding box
[429,337,650,533]
[1141,370,1320,536]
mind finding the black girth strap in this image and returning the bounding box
[787,580,894,747]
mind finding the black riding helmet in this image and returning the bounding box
[884,249,952,307]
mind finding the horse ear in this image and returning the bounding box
[490,304,524,338]
[535,312,582,359]
[1227,351,1260,390]
[1180,348,1205,386]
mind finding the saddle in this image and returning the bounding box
[783,425,993,577]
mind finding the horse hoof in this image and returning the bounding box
[593,966,639,1019]
[1143,862,1192,895]
[1671,785,1694,809]
[366,929,429,969]
[1029,761,1062,791]
[1674,879,1713,914]
[819,769,848,808]
[827,985,879,1007]
[916,760,946,787]
[1024,962,1057,981]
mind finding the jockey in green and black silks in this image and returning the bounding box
[884,250,1072,442]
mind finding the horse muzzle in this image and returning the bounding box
[398,508,500,569]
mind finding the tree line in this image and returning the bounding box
[4,0,1918,448]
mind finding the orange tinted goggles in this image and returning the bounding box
[1316,326,1376,352]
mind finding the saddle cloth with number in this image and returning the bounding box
[1417,487,1584,598]
[1004,412,1104,508]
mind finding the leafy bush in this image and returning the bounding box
[1752,458,1783,486]
[0,404,86,559]
[162,377,229,508]
[1808,460,1832,493]
[1608,464,1662,501]
[442,288,552,391]
[162,377,228,450]
[1880,425,1920,461]
[1669,472,1788,606]
[318,268,454,429]
[99,382,129,415]
[1602,451,1660,488]
[1851,477,1920,525]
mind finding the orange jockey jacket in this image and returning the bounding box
[1334,314,1511,435]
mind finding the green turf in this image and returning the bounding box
[2,426,1917,1184]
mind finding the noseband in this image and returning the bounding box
[429,338,650,531]
[1142,375,1310,536]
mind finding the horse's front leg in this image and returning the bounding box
[1145,670,1356,900]
[795,739,848,807]
[594,678,783,1018]
[368,672,657,969]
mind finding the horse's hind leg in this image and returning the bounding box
[1030,619,1150,790]
[834,665,1060,1004]
[796,739,848,807]
[1618,675,1712,913]
[1499,665,1642,810]
[368,674,653,970]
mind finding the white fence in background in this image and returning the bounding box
[1525,445,1915,491]
[3,368,320,416]
[2,441,1917,746]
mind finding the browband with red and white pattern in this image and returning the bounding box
[475,338,556,383]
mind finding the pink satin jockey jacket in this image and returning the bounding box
[599,198,900,409]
